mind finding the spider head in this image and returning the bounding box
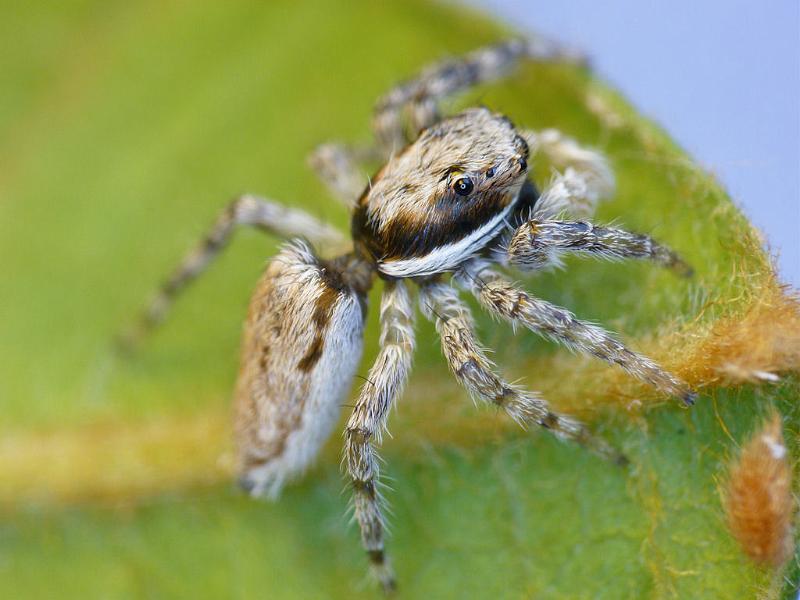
[352,108,529,277]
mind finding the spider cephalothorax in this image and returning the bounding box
[123,38,696,593]
[353,107,529,277]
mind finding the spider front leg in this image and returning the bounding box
[344,280,415,593]
[307,142,370,209]
[522,128,615,219]
[373,38,585,154]
[118,194,345,350]
[419,280,625,463]
[507,219,693,276]
[457,260,696,405]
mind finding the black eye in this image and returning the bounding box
[485,167,495,178]
[453,177,474,196]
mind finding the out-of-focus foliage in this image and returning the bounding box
[1,1,797,598]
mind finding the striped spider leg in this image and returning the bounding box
[117,194,346,351]
[307,142,371,208]
[344,280,415,593]
[505,218,694,276]
[372,37,587,154]
[520,127,616,219]
[418,279,626,464]
[456,259,695,405]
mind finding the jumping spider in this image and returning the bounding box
[123,38,696,592]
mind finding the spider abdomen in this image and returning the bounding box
[234,240,367,498]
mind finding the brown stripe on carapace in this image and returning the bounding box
[352,188,514,265]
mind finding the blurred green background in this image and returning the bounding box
[1,1,797,598]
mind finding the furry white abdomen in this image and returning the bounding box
[234,241,365,499]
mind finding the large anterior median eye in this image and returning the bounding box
[453,177,474,196]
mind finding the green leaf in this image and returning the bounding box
[1,1,798,599]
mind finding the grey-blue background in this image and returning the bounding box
[473,0,799,286]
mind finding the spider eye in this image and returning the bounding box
[453,177,474,196]
[485,167,495,178]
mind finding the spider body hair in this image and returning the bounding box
[235,241,371,498]
[352,107,529,278]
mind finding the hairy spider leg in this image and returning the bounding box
[506,219,693,276]
[457,260,696,406]
[419,280,626,463]
[118,194,345,350]
[344,280,415,593]
[373,38,586,154]
[521,127,615,220]
[307,142,371,209]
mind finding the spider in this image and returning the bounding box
[122,38,696,593]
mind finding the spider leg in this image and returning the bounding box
[418,280,625,463]
[307,142,370,209]
[373,38,586,154]
[456,260,696,405]
[507,219,693,276]
[522,128,615,219]
[344,280,415,593]
[118,194,346,350]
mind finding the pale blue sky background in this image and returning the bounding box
[472,0,799,286]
